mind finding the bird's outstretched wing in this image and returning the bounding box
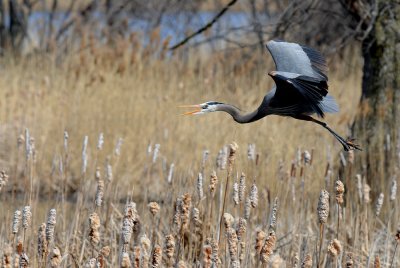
[266,40,328,81]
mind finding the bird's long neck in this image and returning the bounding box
[219,104,267,124]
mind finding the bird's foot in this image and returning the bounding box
[343,138,362,151]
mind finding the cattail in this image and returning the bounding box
[250,182,258,208]
[375,193,384,216]
[25,128,31,160]
[0,170,9,191]
[48,247,62,268]
[120,252,131,268]
[89,212,101,246]
[374,255,381,268]
[209,171,218,195]
[345,252,354,267]
[223,213,234,229]
[207,238,219,267]
[292,253,299,267]
[163,234,175,266]
[122,218,134,247]
[133,246,140,268]
[192,208,202,228]
[260,231,276,263]
[173,197,182,229]
[327,239,342,258]
[255,230,267,254]
[391,178,397,201]
[95,169,104,208]
[238,241,246,263]
[148,202,160,216]
[317,190,330,224]
[46,209,57,245]
[167,163,174,184]
[216,146,228,170]
[248,143,256,161]
[197,173,204,200]
[303,150,311,165]
[227,142,238,174]
[236,217,247,241]
[244,197,251,220]
[233,180,239,205]
[114,138,123,156]
[269,197,278,232]
[152,143,160,163]
[225,225,239,267]
[85,258,97,268]
[99,246,111,268]
[97,133,104,150]
[301,254,313,268]
[203,245,212,268]
[105,157,113,182]
[81,136,88,174]
[12,210,21,234]
[151,245,162,268]
[2,244,12,268]
[239,173,246,203]
[363,182,371,203]
[141,234,151,268]
[22,206,32,230]
[19,252,29,267]
[63,131,69,151]
[38,223,47,261]
[335,180,344,205]
[181,193,191,231]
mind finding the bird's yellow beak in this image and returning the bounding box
[178,104,202,115]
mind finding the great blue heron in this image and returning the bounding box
[181,40,360,151]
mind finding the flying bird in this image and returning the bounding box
[180,40,360,151]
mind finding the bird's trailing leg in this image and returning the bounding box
[292,114,361,151]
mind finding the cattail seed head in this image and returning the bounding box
[345,252,354,267]
[152,143,160,163]
[255,230,267,254]
[95,169,104,208]
[151,245,162,268]
[327,239,342,258]
[181,193,191,231]
[226,227,239,265]
[390,178,397,201]
[89,212,101,246]
[203,245,212,268]
[303,150,311,165]
[197,173,204,200]
[206,238,219,267]
[209,171,218,195]
[120,252,131,268]
[269,197,278,232]
[12,210,21,234]
[239,172,246,202]
[233,180,239,205]
[192,207,202,228]
[301,254,312,268]
[317,190,330,224]
[223,213,234,229]
[141,234,151,268]
[335,180,345,205]
[0,170,9,191]
[105,157,113,182]
[250,182,258,208]
[363,183,371,203]
[85,258,97,268]
[375,193,384,216]
[81,136,88,174]
[227,142,238,174]
[46,209,57,244]
[374,255,381,268]
[48,247,62,268]
[356,174,362,201]
[238,241,246,263]
[148,202,160,216]
[38,223,47,261]
[236,217,247,241]
[248,143,256,161]
[244,197,251,220]
[97,133,104,150]
[22,206,32,230]
[19,252,29,267]
[173,197,182,229]
[216,146,227,170]
[260,231,276,263]
[164,234,175,265]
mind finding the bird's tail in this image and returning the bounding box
[320,95,339,114]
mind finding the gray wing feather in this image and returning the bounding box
[266,40,328,81]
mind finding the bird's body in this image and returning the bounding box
[181,40,360,151]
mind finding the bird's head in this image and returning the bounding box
[179,101,223,115]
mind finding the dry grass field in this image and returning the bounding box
[0,37,399,267]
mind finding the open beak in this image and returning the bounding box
[178,104,202,115]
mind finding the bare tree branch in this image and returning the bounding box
[169,0,239,50]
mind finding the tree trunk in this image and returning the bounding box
[352,0,400,193]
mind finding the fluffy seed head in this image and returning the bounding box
[375,193,384,216]
[49,247,62,268]
[363,183,371,203]
[148,202,160,216]
[244,197,251,220]
[197,173,204,200]
[390,178,397,201]
[22,206,32,229]
[255,230,267,254]
[89,212,101,246]
[46,209,57,244]
[95,170,104,208]
[38,223,47,260]
[223,213,234,229]
[12,210,21,234]
[250,182,258,208]
[233,181,239,205]
[209,171,218,195]
[216,146,228,170]
[301,254,313,268]
[269,197,278,232]
[335,180,345,205]
[151,245,162,268]
[120,252,131,268]
[317,190,330,224]
[236,217,247,241]
[239,172,246,202]
[327,239,342,258]
[260,231,276,263]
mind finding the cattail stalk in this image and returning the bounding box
[335,180,344,239]
[317,190,329,268]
